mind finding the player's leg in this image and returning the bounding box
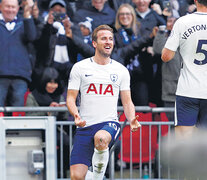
[92,130,111,180]
[92,122,120,180]
[70,164,88,180]
[174,95,199,139]
[70,127,94,180]
[174,125,196,139]
[196,99,207,128]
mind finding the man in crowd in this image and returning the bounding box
[0,0,37,106]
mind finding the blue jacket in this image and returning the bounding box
[0,17,37,82]
[72,2,115,30]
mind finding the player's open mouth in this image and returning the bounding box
[105,46,111,49]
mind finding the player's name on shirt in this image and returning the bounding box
[182,24,207,40]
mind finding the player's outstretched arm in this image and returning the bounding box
[66,89,86,127]
[120,90,141,132]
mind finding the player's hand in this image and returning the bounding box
[130,115,141,132]
[74,113,86,127]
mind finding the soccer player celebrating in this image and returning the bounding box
[66,24,141,180]
[162,0,207,139]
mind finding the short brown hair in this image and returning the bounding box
[92,24,113,42]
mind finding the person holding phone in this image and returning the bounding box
[34,0,82,90]
[162,0,180,18]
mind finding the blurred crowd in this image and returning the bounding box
[0,0,196,111]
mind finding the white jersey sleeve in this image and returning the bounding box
[164,19,180,52]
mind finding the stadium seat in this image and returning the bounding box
[119,112,158,163]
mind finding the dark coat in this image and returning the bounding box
[0,17,37,82]
[34,23,82,86]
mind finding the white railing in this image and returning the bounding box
[0,106,175,180]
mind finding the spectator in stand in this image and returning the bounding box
[18,1,45,91]
[151,0,180,18]
[34,0,81,90]
[69,0,134,12]
[25,67,69,178]
[114,3,149,106]
[25,67,66,117]
[153,16,181,122]
[0,0,37,107]
[132,0,166,106]
[37,0,74,20]
[77,18,93,61]
[132,0,166,30]
[156,0,195,17]
[72,0,116,31]
[177,0,190,16]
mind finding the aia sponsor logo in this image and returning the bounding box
[86,83,114,95]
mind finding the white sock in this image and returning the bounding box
[85,170,93,180]
[92,148,109,180]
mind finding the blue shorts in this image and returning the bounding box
[175,95,207,127]
[70,121,120,167]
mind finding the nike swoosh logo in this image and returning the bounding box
[85,74,93,77]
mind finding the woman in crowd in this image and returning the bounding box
[114,4,149,106]
[25,67,66,118]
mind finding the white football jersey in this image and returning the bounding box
[68,57,130,126]
[164,12,207,99]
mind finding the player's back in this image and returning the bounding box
[177,12,207,65]
[165,12,207,98]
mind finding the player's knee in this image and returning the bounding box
[70,171,85,180]
[94,133,109,150]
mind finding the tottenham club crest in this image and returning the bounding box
[110,74,118,83]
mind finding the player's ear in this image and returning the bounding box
[92,40,97,48]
